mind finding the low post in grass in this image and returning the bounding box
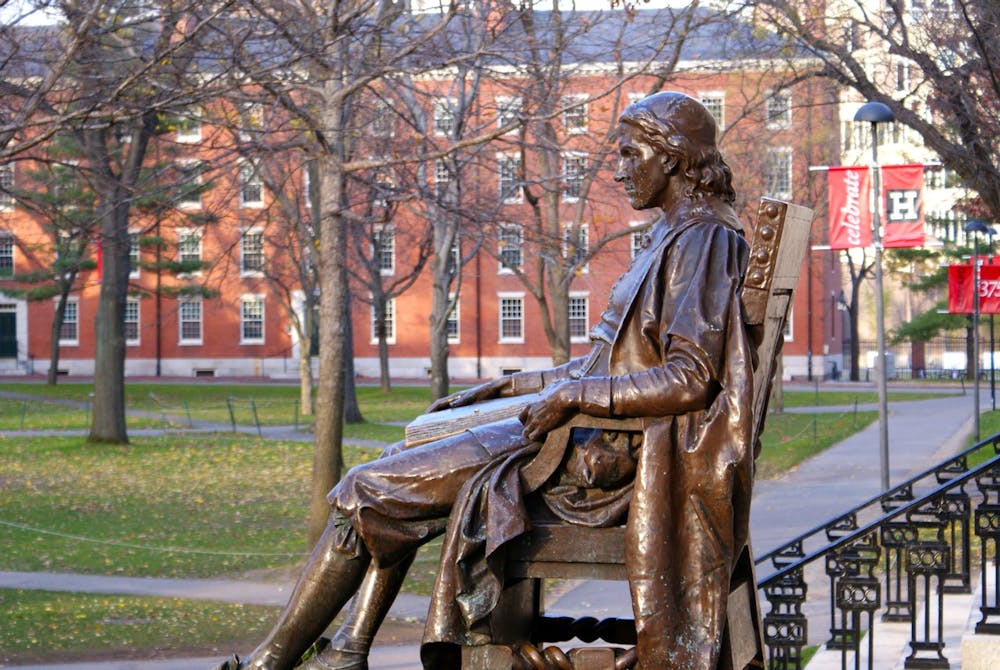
[20,399,27,429]
[250,399,262,437]
[226,396,237,432]
[293,399,299,431]
[183,398,193,428]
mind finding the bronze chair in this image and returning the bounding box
[461,198,813,670]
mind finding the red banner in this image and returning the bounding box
[882,164,925,248]
[828,166,872,249]
[948,263,1000,314]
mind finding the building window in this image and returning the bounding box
[433,98,456,136]
[765,148,793,199]
[370,298,396,344]
[238,102,264,141]
[562,224,589,271]
[447,294,460,344]
[373,226,395,275]
[128,231,140,278]
[241,229,264,275]
[176,160,203,209]
[175,109,202,143]
[562,153,587,201]
[498,154,522,204]
[699,92,725,129]
[58,299,78,345]
[499,224,523,273]
[177,228,202,271]
[498,294,524,343]
[239,160,263,207]
[562,96,588,134]
[0,233,13,278]
[496,96,521,132]
[0,163,13,209]
[241,295,265,344]
[569,294,589,343]
[766,91,792,129]
[371,99,394,138]
[629,220,651,260]
[124,298,140,345]
[434,159,452,201]
[178,296,202,344]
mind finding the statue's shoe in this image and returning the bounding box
[296,637,368,670]
[212,655,240,670]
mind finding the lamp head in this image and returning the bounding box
[854,101,895,124]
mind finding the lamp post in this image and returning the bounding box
[854,101,894,492]
[965,219,995,440]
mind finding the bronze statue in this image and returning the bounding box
[217,91,757,670]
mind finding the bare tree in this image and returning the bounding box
[749,0,1000,222]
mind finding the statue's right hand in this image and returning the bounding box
[427,376,512,412]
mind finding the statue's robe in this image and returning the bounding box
[331,196,756,670]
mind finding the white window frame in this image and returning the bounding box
[57,298,79,346]
[128,231,140,278]
[699,92,725,129]
[495,96,521,133]
[433,98,457,137]
[240,228,265,276]
[765,147,793,199]
[0,163,14,209]
[372,225,395,276]
[176,159,203,209]
[175,108,202,143]
[176,227,202,276]
[240,294,265,344]
[239,160,264,208]
[765,91,792,130]
[498,153,522,204]
[238,102,264,141]
[370,297,396,344]
[178,296,203,345]
[783,305,794,342]
[562,95,589,134]
[562,223,589,273]
[629,220,651,260]
[498,224,523,274]
[0,232,14,278]
[371,99,394,138]
[446,293,460,344]
[561,152,587,202]
[568,292,590,344]
[124,297,140,346]
[498,293,525,344]
[433,159,452,201]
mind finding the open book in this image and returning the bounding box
[404,392,542,447]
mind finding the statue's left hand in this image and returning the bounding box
[519,380,581,442]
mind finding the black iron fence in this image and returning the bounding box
[758,431,1000,669]
[848,335,1000,381]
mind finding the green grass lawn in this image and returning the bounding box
[0,382,919,663]
[0,589,281,664]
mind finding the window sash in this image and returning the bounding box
[241,232,264,273]
[241,297,264,342]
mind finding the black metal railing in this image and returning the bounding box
[758,431,1000,669]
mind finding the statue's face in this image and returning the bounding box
[614,122,670,211]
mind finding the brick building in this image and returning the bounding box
[0,7,843,381]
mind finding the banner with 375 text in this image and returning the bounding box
[948,262,1000,314]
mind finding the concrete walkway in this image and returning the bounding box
[0,384,983,669]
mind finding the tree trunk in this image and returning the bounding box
[47,293,68,386]
[343,289,363,424]
[373,296,391,392]
[88,200,128,444]
[310,148,347,545]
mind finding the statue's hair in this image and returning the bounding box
[619,92,736,204]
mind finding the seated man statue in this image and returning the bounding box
[218,90,757,670]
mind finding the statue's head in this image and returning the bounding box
[615,92,735,209]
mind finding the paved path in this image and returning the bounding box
[0,384,982,669]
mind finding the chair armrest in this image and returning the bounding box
[520,415,647,491]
